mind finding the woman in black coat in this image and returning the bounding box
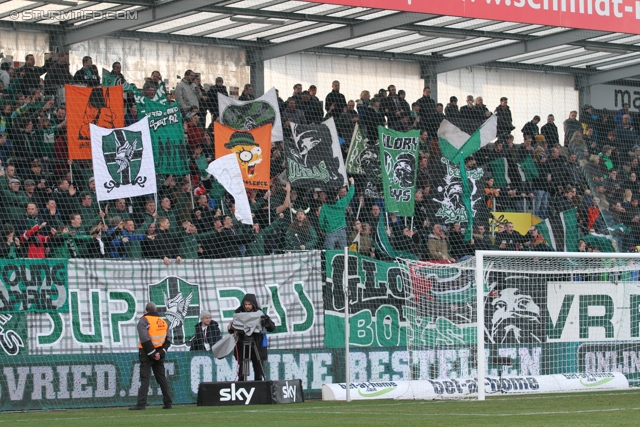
[190,310,222,351]
[227,294,275,381]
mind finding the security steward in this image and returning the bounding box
[129,302,173,410]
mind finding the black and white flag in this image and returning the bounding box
[286,117,347,189]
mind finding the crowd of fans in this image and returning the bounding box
[0,52,639,262]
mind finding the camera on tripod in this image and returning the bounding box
[231,311,268,381]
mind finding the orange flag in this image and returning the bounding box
[66,85,125,160]
[214,122,272,190]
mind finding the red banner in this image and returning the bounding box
[302,0,640,35]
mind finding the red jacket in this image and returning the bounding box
[21,225,50,259]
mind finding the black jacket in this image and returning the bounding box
[44,62,73,96]
[190,320,222,351]
[153,228,179,259]
[541,122,559,146]
[206,85,229,119]
[325,90,347,118]
[233,293,275,360]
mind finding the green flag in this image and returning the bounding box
[438,115,498,240]
[581,233,616,252]
[101,68,116,87]
[488,157,510,188]
[379,126,420,217]
[535,218,556,250]
[518,156,539,181]
[374,215,417,260]
[559,208,579,252]
[144,98,190,176]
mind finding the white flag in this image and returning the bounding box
[207,154,253,225]
[218,87,283,142]
[90,119,157,202]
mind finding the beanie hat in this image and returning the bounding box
[200,309,211,320]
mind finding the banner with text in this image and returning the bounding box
[26,253,322,355]
[300,0,640,35]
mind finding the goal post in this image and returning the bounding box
[396,250,640,401]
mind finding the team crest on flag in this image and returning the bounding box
[149,276,201,346]
[91,119,157,202]
[102,129,146,191]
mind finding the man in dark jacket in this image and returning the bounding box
[324,80,347,119]
[44,52,72,97]
[108,62,127,86]
[130,302,172,410]
[206,77,228,121]
[154,217,183,265]
[522,115,541,139]
[541,114,559,146]
[18,54,52,93]
[227,294,275,381]
[190,309,222,351]
[416,87,436,131]
[216,215,256,258]
[73,56,100,87]
[495,97,515,136]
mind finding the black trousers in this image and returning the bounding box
[136,351,172,406]
[236,339,265,381]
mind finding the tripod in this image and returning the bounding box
[238,333,265,382]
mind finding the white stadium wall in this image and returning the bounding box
[0,30,49,67]
[68,37,250,93]
[439,67,579,143]
[264,53,424,105]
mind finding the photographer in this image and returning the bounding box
[190,310,222,352]
[227,294,275,381]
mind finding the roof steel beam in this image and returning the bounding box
[65,0,225,46]
[258,12,432,61]
[435,29,603,74]
[583,64,640,86]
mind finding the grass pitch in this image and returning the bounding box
[2,390,639,427]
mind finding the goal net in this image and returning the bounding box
[399,251,640,399]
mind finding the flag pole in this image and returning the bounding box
[187,174,194,209]
[97,201,107,228]
[410,216,414,231]
[268,195,271,225]
[154,192,158,224]
[356,199,362,220]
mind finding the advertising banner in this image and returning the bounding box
[546,281,640,342]
[300,0,640,35]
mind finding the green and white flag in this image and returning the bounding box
[379,126,420,217]
[559,207,579,252]
[488,157,510,187]
[518,156,539,181]
[345,124,368,174]
[90,119,157,202]
[143,98,190,176]
[374,215,417,260]
[535,218,557,250]
[101,68,116,87]
[581,232,616,252]
[438,115,497,239]
[345,124,382,198]
[218,87,283,142]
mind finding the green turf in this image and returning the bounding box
[2,390,640,427]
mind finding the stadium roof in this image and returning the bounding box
[3,0,640,86]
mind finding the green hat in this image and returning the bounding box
[224,131,258,149]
